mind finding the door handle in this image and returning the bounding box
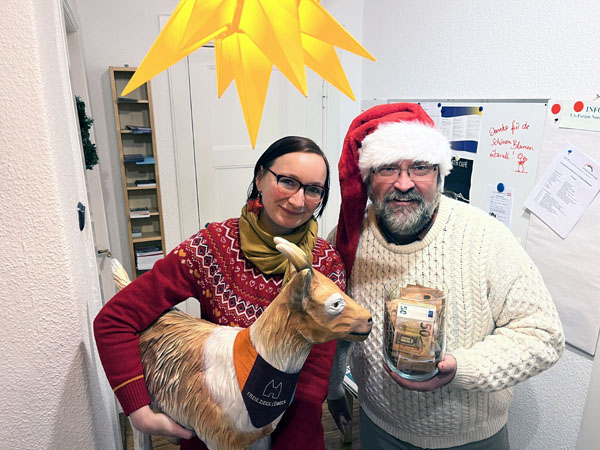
[97,249,112,258]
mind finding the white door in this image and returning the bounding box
[153,24,332,318]
[187,46,326,225]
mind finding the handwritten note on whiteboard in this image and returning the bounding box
[486,119,535,173]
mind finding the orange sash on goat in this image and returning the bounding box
[233,328,300,428]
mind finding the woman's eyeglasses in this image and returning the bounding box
[266,168,327,203]
[371,164,438,182]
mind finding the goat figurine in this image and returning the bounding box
[114,237,372,450]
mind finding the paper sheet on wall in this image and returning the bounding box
[445,156,473,203]
[485,184,514,228]
[556,99,600,132]
[524,145,600,238]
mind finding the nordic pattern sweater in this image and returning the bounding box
[347,196,564,449]
[94,218,345,450]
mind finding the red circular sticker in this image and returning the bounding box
[551,103,561,114]
[574,101,584,112]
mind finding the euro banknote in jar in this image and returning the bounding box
[383,284,447,379]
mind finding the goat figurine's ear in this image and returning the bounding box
[274,237,313,310]
[289,268,312,311]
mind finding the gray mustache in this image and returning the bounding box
[384,191,423,203]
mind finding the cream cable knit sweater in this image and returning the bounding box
[330,196,564,449]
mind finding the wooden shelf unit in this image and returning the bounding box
[109,66,166,279]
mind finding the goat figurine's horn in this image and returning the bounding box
[111,258,132,291]
[274,237,311,271]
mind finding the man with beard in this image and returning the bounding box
[326,103,564,450]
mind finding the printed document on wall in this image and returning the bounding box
[524,145,600,238]
[485,184,514,228]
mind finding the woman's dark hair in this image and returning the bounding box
[247,136,330,218]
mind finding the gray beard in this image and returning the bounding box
[370,187,440,242]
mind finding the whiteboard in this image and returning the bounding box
[364,99,548,244]
[362,98,600,355]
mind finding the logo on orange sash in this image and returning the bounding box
[233,328,300,428]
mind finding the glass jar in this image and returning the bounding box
[383,281,448,381]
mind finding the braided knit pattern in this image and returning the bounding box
[349,196,564,449]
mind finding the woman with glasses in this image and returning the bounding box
[94,136,345,450]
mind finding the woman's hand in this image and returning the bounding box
[129,405,195,440]
[384,354,457,392]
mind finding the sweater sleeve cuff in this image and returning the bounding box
[447,350,476,390]
[327,340,352,400]
[114,376,152,416]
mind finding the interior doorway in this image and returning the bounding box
[186,46,327,227]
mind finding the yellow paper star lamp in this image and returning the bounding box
[122,0,376,147]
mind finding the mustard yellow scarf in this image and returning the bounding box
[239,204,318,283]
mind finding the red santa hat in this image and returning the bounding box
[335,103,452,278]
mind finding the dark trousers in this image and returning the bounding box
[359,408,510,450]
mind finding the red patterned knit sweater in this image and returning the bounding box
[94,218,346,450]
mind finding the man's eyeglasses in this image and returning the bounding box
[371,164,438,182]
[266,168,327,203]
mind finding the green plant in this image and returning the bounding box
[76,96,99,170]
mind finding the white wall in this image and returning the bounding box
[359,1,600,449]
[0,0,117,448]
[361,0,599,100]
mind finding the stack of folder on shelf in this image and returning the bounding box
[136,246,163,271]
[131,228,142,238]
[135,179,156,187]
[126,125,152,134]
[123,153,145,163]
[136,156,154,165]
[130,207,150,219]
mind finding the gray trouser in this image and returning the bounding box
[359,408,510,450]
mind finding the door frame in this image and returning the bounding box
[63,0,117,305]
[62,1,121,447]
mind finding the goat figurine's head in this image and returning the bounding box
[274,237,372,343]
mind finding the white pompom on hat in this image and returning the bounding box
[358,120,452,180]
